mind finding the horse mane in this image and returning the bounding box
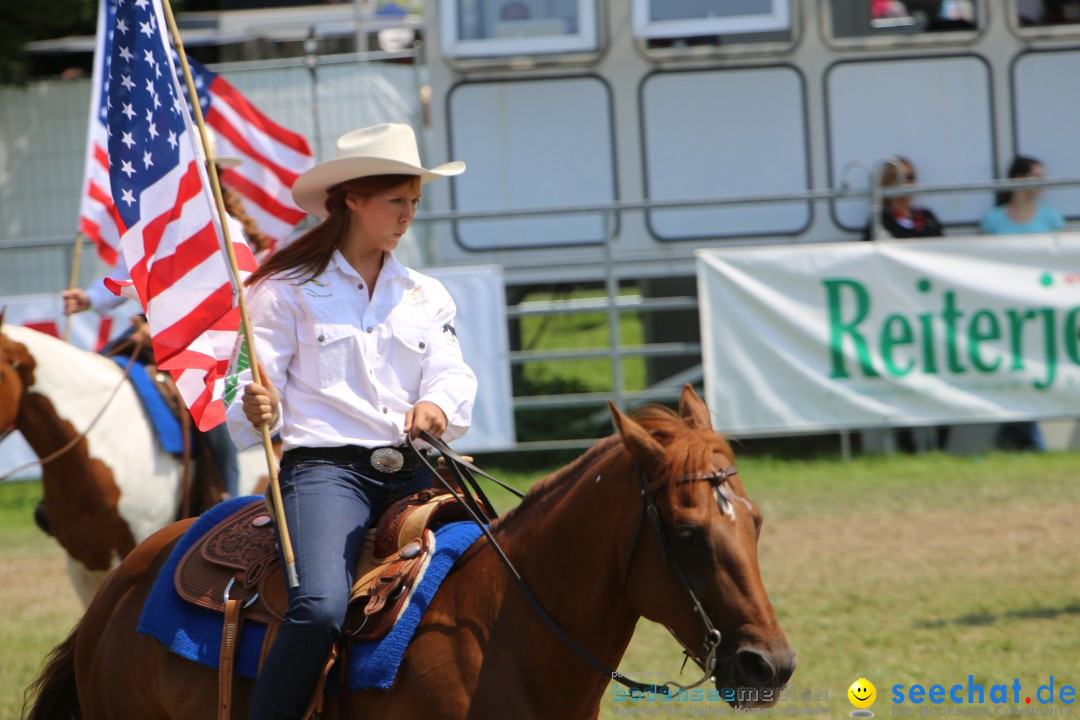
[493,405,734,531]
[492,434,622,531]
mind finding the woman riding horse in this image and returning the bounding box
[23,385,796,720]
[227,122,475,719]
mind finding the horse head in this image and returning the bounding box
[0,316,36,432]
[609,385,795,707]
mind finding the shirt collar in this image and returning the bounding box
[328,249,358,280]
[379,253,411,284]
[328,249,413,286]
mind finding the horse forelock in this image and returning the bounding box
[629,405,734,482]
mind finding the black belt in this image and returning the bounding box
[283,444,419,474]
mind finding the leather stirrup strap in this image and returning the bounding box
[257,621,279,673]
[337,639,352,720]
[300,646,339,720]
[218,595,244,720]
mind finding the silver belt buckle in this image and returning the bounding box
[370,447,405,474]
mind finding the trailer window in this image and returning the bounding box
[1016,0,1080,27]
[633,0,792,46]
[829,0,978,39]
[441,0,598,57]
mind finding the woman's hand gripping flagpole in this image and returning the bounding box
[63,233,84,343]
[161,0,299,588]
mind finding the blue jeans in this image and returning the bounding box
[247,452,433,720]
[200,423,240,497]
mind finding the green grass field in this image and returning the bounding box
[4,451,1078,719]
[517,287,647,395]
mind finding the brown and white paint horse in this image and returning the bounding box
[0,324,266,604]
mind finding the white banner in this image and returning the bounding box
[697,234,1080,435]
[426,265,516,452]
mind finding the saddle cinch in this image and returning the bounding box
[174,487,473,719]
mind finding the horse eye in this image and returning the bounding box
[674,525,704,544]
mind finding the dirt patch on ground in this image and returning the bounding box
[2,544,83,619]
[760,500,1078,564]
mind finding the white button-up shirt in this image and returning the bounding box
[226,251,477,452]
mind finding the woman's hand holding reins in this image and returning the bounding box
[404,401,447,439]
[242,361,280,429]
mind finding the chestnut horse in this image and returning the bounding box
[0,324,268,604]
[25,386,794,719]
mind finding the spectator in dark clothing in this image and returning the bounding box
[864,156,945,453]
[864,156,944,240]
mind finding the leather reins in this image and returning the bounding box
[410,431,736,696]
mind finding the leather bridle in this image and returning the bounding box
[412,431,739,696]
[620,464,739,689]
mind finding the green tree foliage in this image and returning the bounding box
[0,0,99,83]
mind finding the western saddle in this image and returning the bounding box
[174,487,473,719]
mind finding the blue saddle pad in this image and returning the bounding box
[137,497,484,691]
[112,357,184,455]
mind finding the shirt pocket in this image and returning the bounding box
[390,326,428,394]
[297,320,358,388]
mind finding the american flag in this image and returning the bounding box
[103,0,258,431]
[80,0,313,265]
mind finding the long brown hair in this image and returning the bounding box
[246,174,421,286]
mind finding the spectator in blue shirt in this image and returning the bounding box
[980,155,1064,235]
[980,155,1064,452]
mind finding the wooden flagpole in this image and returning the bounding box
[160,0,299,587]
[63,233,85,342]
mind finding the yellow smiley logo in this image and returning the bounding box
[848,678,877,709]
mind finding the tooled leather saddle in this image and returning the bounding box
[174,488,472,720]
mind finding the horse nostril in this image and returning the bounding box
[775,649,797,686]
[735,649,776,687]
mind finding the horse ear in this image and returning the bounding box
[678,384,713,431]
[608,401,665,469]
[0,307,5,330]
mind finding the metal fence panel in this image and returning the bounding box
[0,79,91,245]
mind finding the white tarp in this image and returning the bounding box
[426,264,515,452]
[0,265,513,479]
[697,234,1080,435]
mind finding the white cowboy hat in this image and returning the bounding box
[201,127,242,168]
[292,123,465,218]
